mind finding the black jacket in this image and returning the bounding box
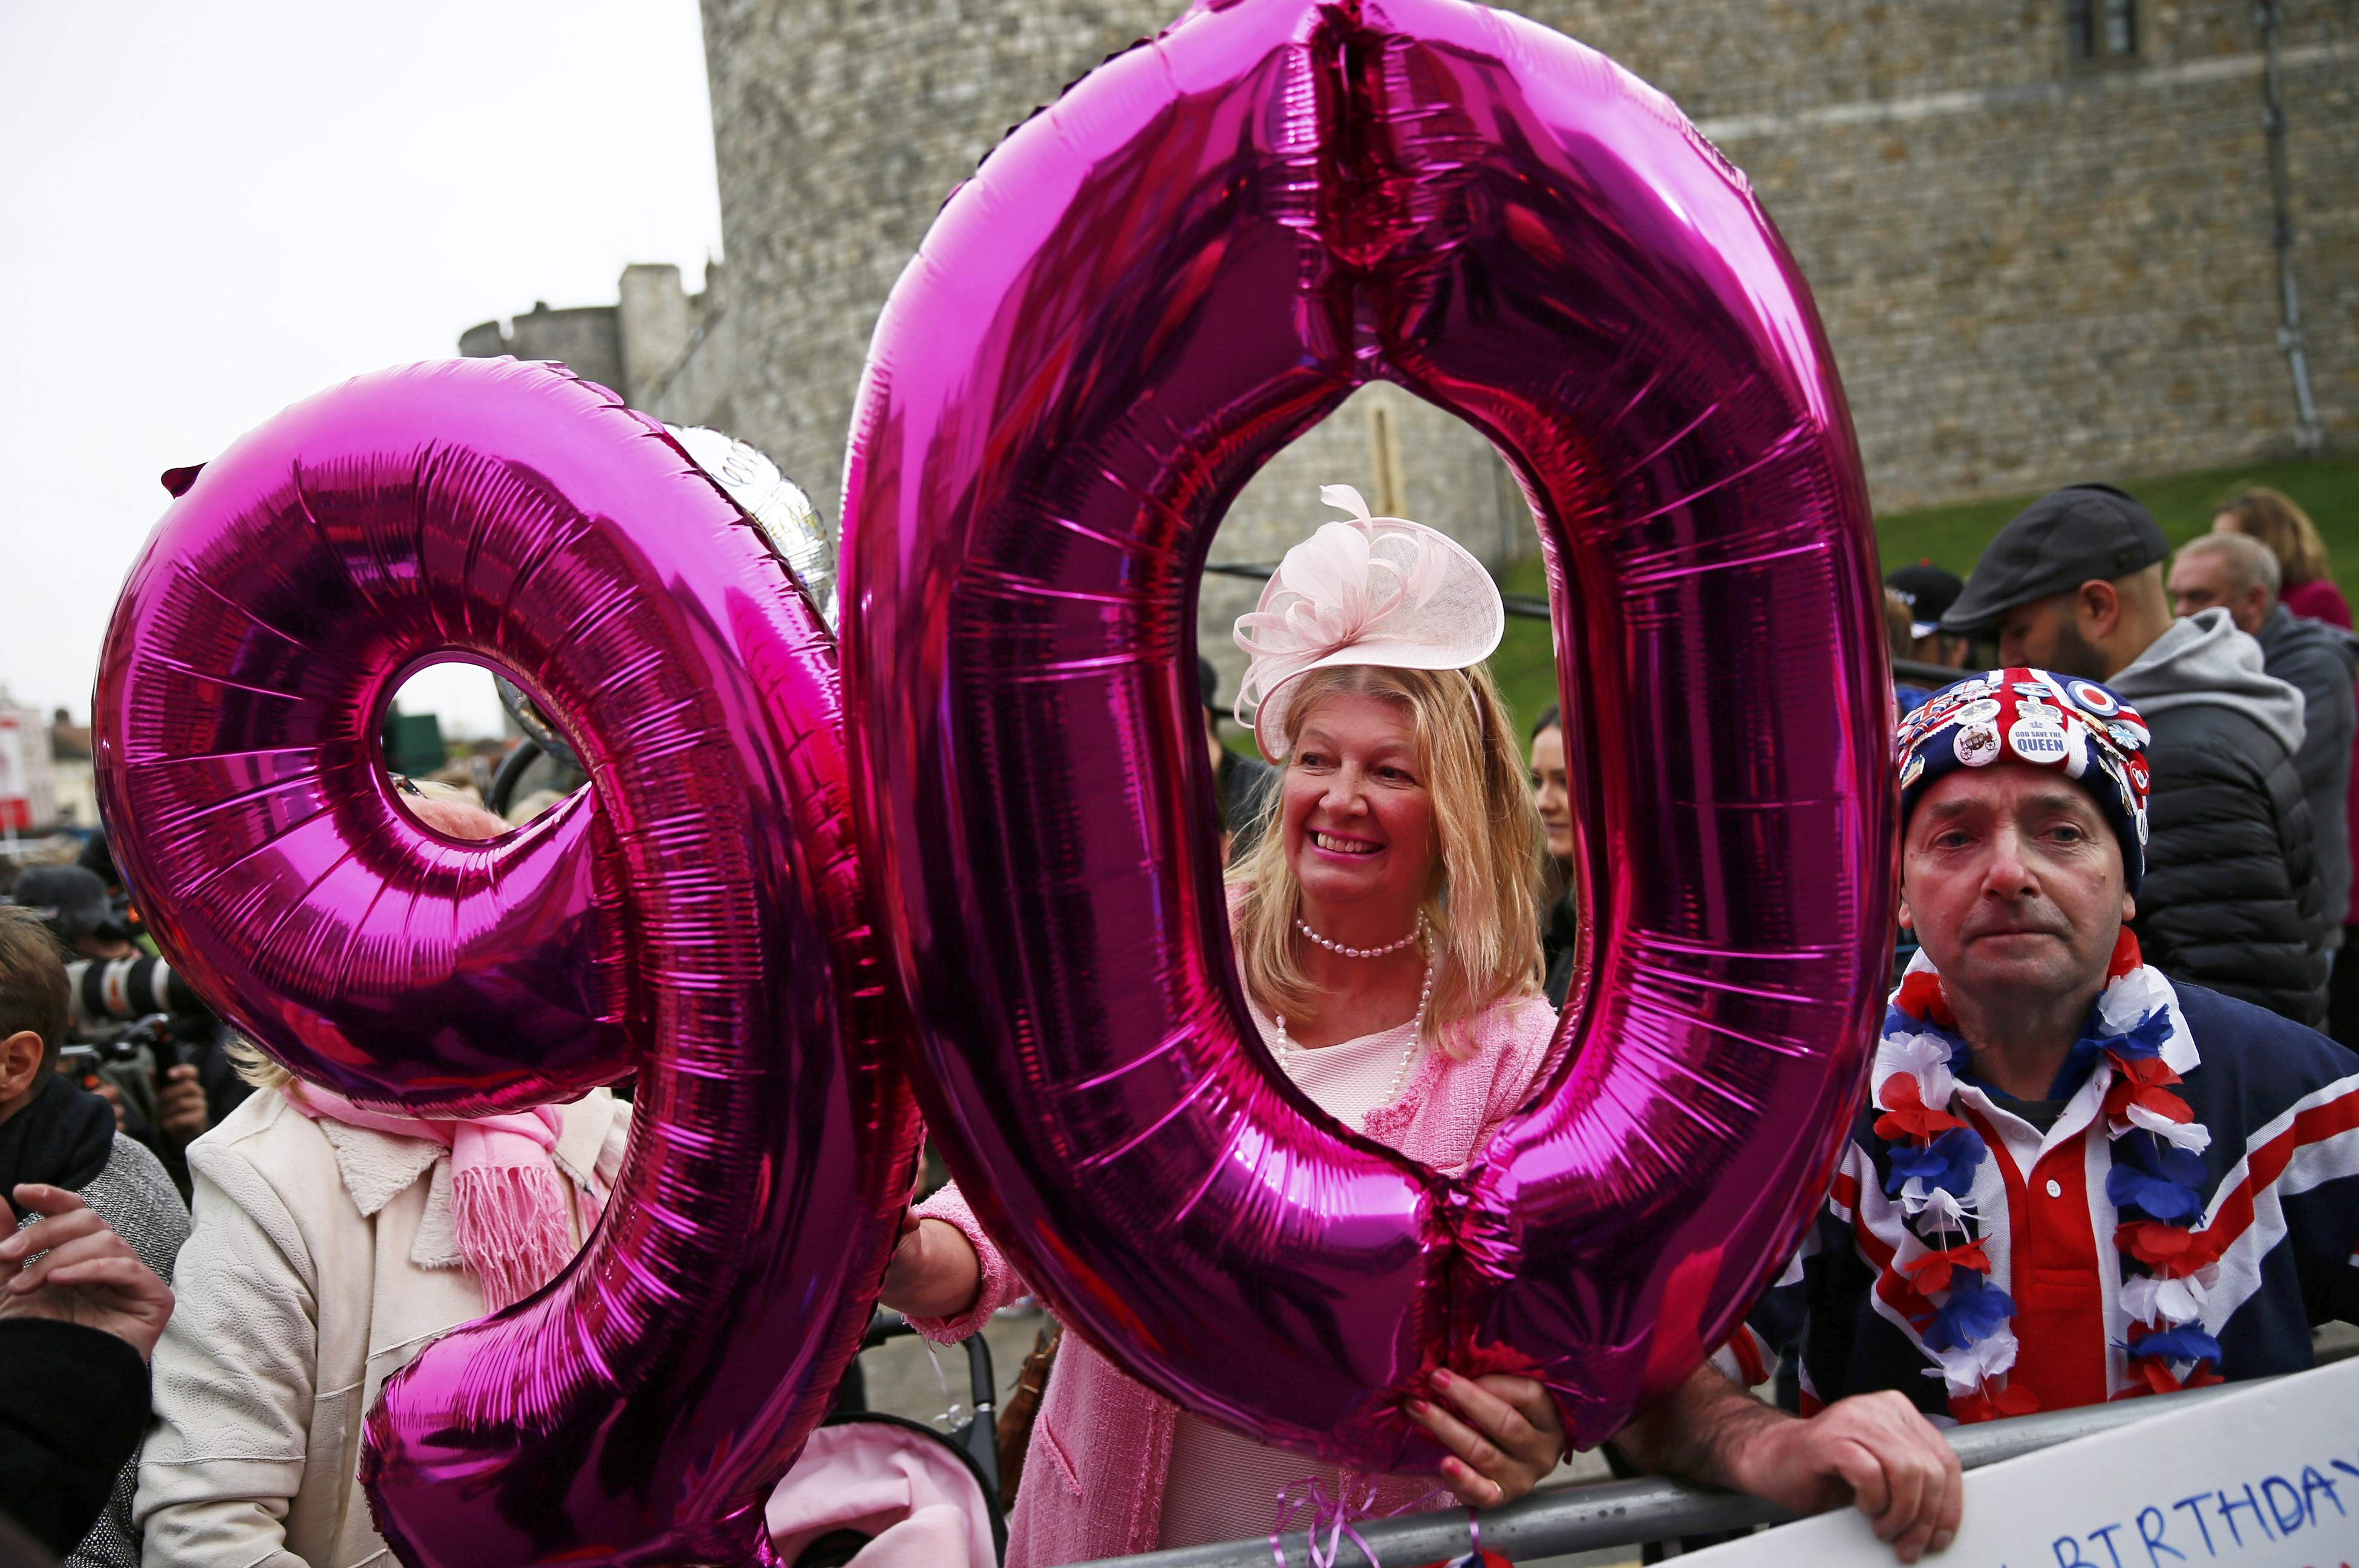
[2254,604,2359,928]
[0,1320,149,1557]
[2133,696,2329,1026]
[1216,748,1277,861]
[1541,882,1580,1009]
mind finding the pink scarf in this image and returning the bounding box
[286,1084,591,1312]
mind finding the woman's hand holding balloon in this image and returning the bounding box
[878,1217,982,1322]
[1409,1368,1565,1508]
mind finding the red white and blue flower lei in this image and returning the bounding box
[1874,932,2224,1422]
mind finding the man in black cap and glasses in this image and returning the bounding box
[1942,484,2328,1026]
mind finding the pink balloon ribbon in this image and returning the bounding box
[96,358,920,1565]
[1270,1475,1386,1568]
[844,0,1893,1468]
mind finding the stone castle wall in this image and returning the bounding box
[460,264,738,431]
[693,0,2354,695]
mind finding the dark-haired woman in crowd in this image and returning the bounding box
[1528,706,1578,1008]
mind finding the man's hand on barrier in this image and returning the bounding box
[1722,1390,1961,1561]
[1616,1363,1961,1563]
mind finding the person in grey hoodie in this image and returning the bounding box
[2170,530,2359,967]
[1944,484,2329,1026]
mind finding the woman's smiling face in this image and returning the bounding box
[1281,689,1439,917]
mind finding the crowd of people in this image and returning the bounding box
[1,481,2354,1568]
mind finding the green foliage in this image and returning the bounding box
[1485,458,2359,745]
[1869,458,2359,588]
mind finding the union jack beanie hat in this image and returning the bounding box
[1894,667,2152,893]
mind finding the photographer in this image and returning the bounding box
[9,866,249,1195]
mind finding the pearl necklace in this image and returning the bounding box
[1273,939,1437,1107]
[1294,912,1425,958]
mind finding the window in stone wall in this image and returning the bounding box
[2065,0,2138,63]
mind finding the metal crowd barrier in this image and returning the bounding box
[1074,1350,2359,1568]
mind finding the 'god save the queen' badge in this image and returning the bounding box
[2009,718,2069,766]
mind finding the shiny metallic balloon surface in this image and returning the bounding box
[492,426,836,774]
[668,423,840,631]
[94,357,919,1564]
[843,0,1892,1462]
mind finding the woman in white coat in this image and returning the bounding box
[134,792,628,1568]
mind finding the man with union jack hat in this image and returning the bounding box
[1754,668,2351,1476]
[1622,668,2359,1563]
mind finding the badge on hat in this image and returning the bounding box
[1955,698,2000,726]
[2009,717,2069,765]
[1900,752,1925,790]
[2066,680,2120,717]
[1954,723,2002,767]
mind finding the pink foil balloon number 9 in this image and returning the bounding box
[94,359,919,1566]
[844,0,1894,1464]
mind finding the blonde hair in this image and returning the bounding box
[226,1032,295,1092]
[2217,487,2330,587]
[1225,663,1543,1058]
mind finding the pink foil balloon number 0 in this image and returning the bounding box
[844,0,1894,1465]
[95,359,919,1566]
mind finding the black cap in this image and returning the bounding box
[1198,657,1223,719]
[77,829,120,893]
[7,865,111,943]
[1885,562,1964,639]
[1941,484,2168,636]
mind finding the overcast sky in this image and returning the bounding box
[0,2,725,738]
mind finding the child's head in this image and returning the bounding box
[0,906,69,1115]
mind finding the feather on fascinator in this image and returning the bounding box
[1232,485,1506,761]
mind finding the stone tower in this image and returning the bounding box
[699,0,2356,694]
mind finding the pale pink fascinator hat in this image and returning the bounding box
[1232,484,1506,763]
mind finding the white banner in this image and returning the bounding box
[1689,1358,2359,1567]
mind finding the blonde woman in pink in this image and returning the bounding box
[881,487,1566,1565]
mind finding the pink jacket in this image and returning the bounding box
[910,994,1561,1568]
